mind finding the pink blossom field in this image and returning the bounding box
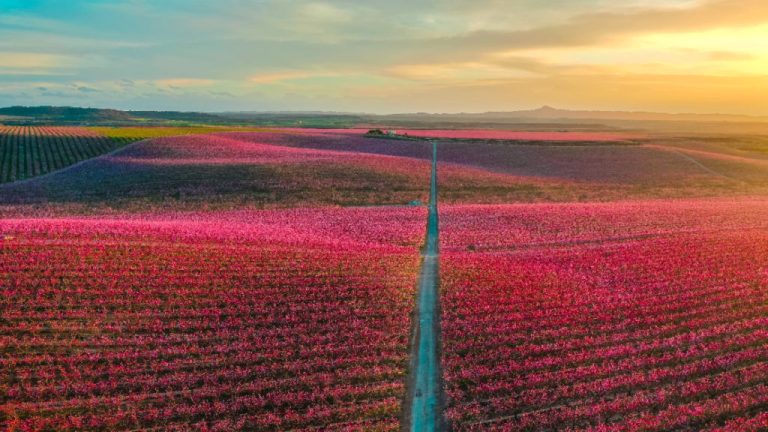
[440,199,768,430]
[3,127,768,431]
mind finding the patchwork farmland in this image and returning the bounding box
[3,126,768,431]
[0,126,288,184]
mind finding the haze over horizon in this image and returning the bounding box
[2,0,767,115]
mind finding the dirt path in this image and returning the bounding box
[646,144,741,182]
[407,141,443,431]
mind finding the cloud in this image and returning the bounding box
[300,2,351,24]
[2,0,768,113]
[154,78,216,88]
[0,13,77,33]
[398,0,768,62]
[0,51,83,77]
[248,70,338,84]
[385,61,541,83]
[0,52,73,69]
[707,51,756,61]
[76,85,100,93]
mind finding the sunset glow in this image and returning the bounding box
[1,0,767,113]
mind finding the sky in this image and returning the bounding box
[1,0,767,114]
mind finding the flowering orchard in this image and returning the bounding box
[1,207,425,431]
[5,124,768,432]
[440,200,768,431]
[439,199,768,251]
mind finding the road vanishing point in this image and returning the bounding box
[409,141,443,431]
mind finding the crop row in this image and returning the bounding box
[440,201,768,431]
[1,208,424,431]
[439,200,768,251]
[0,126,127,183]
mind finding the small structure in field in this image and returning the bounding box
[365,129,403,138]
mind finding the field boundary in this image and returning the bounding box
[648,144,742,182]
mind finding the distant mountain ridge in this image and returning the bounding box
[481,106,768,123]
[383,106,768,123]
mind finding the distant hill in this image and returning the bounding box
[2,105,768,133]
[381,106,768,124]
[0,106,362,127]
[0,106,135,123]
[484,106,768,123]
[0,106,228,125]
[377,107,768,134]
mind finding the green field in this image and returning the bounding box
[0,126,130,183]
